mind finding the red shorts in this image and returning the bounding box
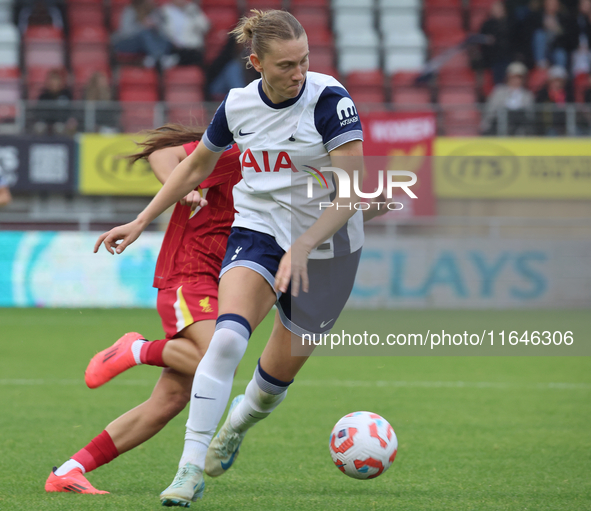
[156,281,219,339]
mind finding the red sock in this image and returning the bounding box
[139,339,169,367]
[71,430,119,473]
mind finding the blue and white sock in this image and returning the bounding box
[229,359,292,434]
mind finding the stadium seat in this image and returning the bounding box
[0,66,20,120]
[201,0,238,7]
[0,23,19,68]
[245,0,283,9]
[574,73,589,102]
[439,88,480,133]
[0,0,12,24]
[438,68,476,88]
[528,67,548,92]
[164,66,205,103]
[350,89,386,105]
[391,87,431,105]
[305,27,333,45]
[424,0,462,8]
[71,47,109,70]
[308,45,335,72]
[71,26,109,46]
[68,4,106,28]
[167,104,207,125]
[333,0,374,7]
[120,88,158,132]
[379,10,421,34]
[290,0,330,7]
[470,0,498,8]
[384,49,425,74]
[119,66,159,89]
[337,47,380,75]
[204,29,230,63]
[470,8,488,32]
[205,6,239,31]
[24,26,65,68]
[391,71,421,88]
[346,70,384,90]
[424,11,465,45]
[292,7,330,32]
[378,0,421,8]
[333,10,374,38]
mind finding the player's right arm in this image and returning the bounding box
[94,142,222,255]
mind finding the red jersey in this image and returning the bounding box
[153,142,242,289]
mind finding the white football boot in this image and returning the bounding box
[205,395,246,477]
[160,462,205,507]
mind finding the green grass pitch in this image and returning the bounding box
[0,308,590,511]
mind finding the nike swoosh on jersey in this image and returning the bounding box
[238,129,255,136]
[320,319,334,328]
[194,394,216,400]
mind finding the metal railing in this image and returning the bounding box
[2,100,591,137]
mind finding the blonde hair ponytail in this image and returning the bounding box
[230,9,305,65]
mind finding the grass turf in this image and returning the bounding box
[0,308,590,510]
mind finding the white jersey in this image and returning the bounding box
[202,71,364,259]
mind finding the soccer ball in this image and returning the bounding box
[329,411,398,480]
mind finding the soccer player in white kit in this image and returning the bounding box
[95,9,366,506]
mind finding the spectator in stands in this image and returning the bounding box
[33,68,78,136]
[84,71,120,133]
[481,61,535,134]
[572,0,591,75]
[112,0,174,68]
[160,0,210,67]
[206,35,248,100]
[17,0,64,34]
[480,1,515,84]
[530,0,575,69]
[535,64,574,134]
[0,168,12,208]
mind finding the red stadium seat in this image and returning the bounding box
[245,0,282,8]
[424,0,462,7]
[391,71,421,88]
[167,104,207,125]
[165,66,205,87]
[68,4,105,28]
[204,29,230,63]
[0,67,21,119]
[350,89,386,104]
[70,47,109,70]
[442,108,481,135]
[71,26,109,44]
[469,8,489,32]
[119,66,159,88]
[392,87,431,105]
[305,27,332,45]
[470,0,498,8]
[574,73,590,102]
[291,7,330,32]
[438,87,477,104]
[120,88,158,132]
[201,0,238,7]
[346,70,384,89]
[424,11,465,47]
[24,26,65,68]
[528,67,547,92]
[290,0,329,7]
[165,88,204,103]
[438,68,476,87]
[205,6,239,31]
[308,45,334,72]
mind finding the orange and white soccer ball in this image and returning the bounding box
[329,411,398,479]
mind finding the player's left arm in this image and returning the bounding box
[275,139,364,297]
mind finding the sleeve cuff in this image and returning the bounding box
[202,131,231,153]
[325,130,364,152]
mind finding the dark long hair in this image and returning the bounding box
[127,123,206,164]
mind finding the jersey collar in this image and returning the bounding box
[258,78,307,109]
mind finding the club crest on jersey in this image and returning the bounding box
[199,296,213,313]
[336,97,358,127]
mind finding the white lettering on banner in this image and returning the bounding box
[369,118,436,143]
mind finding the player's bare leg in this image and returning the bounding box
[47,321,213,494]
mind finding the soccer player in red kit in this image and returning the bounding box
[45,126,241,494]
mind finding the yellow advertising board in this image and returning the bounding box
[434,138,591,198]
[78,134,162,195]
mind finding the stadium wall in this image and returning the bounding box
[0,232,589,309]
